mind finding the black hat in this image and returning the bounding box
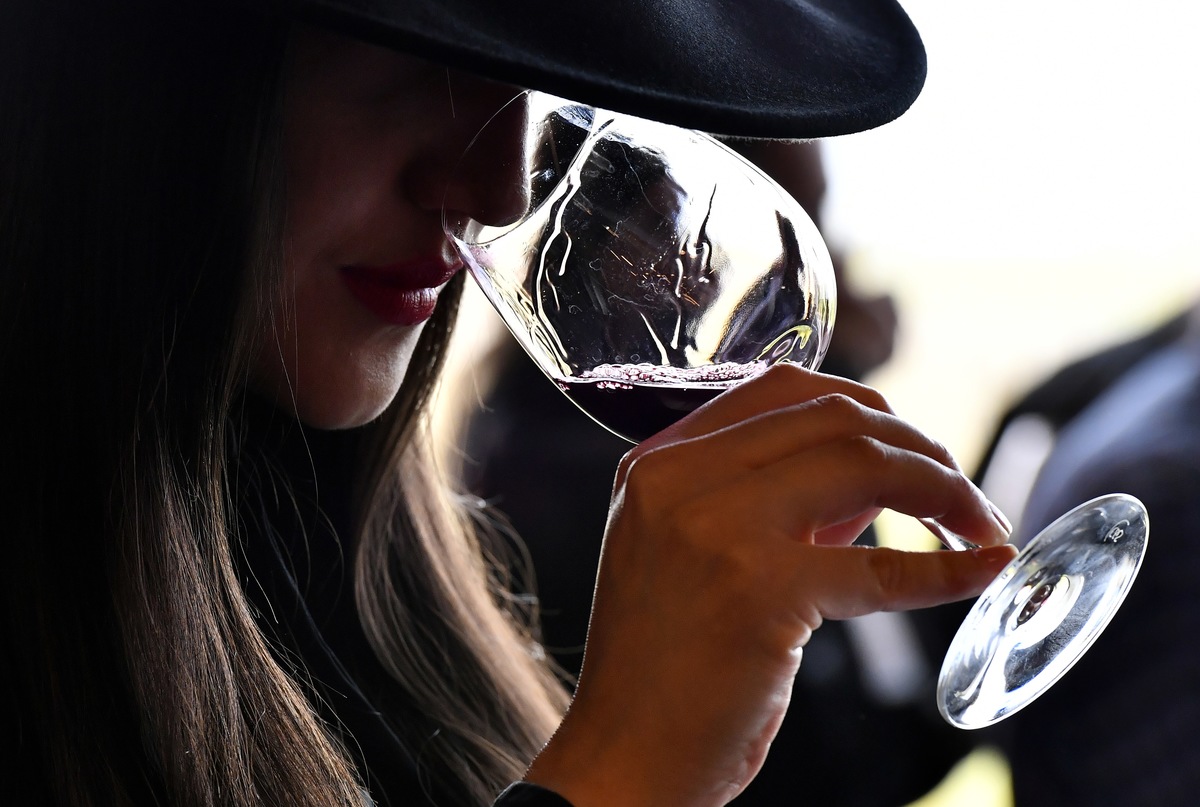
[291,0,926,139]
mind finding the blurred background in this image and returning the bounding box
[440,2,1200,804]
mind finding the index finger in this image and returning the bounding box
[642,364,893,449]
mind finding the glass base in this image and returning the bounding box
[937,493,1148,729]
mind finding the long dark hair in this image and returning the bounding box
[0,2,565,804]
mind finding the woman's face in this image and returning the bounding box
[252,26,528,429]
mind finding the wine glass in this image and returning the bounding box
[444,93,1148,729]
[447,93,835,443]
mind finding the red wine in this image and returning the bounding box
[557,362,763,443]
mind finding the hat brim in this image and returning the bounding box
[293,0,926,139]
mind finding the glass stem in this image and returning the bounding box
[918,517,982,552]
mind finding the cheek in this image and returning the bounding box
[256,145,422,429]
[248,262,427,430]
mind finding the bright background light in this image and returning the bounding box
[822,0,1200,523]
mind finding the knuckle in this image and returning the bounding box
[755,362,817,398]
[866,548,906,602]
[812,391,864,418]
[807,393,889,436]
[843,433,888,465]
[619,446,673,496]
[661,500,716,543]
[762,361,808,384]
[855,384,894,414]
[617,448,707,536]
[614,445,640,482]
[925,435,959,470]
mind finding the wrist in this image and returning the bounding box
[524,713,660,807]
[524,700,726,807]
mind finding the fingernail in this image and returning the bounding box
[987,500,1013,534]
[973,544,1018,568]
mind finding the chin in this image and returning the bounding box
[292,382,403,430]
[250,328,423,431]
[248,364,407,431]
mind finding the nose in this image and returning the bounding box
[407,77,531,229]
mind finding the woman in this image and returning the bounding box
[0,1,1014,805]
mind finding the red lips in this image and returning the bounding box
[340,258,461,326]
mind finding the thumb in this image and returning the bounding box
[796,543,1017,623]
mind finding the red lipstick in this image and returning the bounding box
[340,258,461,326]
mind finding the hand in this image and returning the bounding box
[526,365,1014,807]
